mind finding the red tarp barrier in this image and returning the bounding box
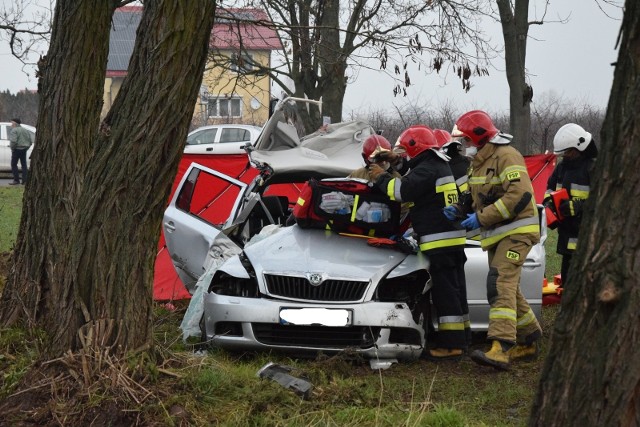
[524,153,556,203]
[153,152,557,301]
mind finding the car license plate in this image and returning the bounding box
[279,308,352,327]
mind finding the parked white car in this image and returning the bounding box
[0,122,36,172]
[164,99,546,360]
[184,124,262,155]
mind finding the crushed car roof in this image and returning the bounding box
[250,109,376,183]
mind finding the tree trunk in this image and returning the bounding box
[318,0,346,126]
[529,1,640,425]
[497,0,532,154]
[0,0,216,359]
[0,0,117,334]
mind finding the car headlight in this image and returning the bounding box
[374,270,429,303]
[207,253,259,297]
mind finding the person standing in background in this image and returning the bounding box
[9,118,33,185]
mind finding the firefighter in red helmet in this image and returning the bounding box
[446,110,542,370]
[348,134,402,181]
[369,125,469,359]
[435,129,470,194]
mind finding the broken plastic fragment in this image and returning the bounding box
[369,358,398,370]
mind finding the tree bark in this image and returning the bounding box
[0,0,216,359]
[529,1,640,425]
[497,0,532,154]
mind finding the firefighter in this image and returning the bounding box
[446,110,542,371]
[369,125,468,359]
[545,123,597,288]
[434,128,472,344]
[349,134,401,181]
[435,129,471,193]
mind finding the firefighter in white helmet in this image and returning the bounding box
[545,123,597,288]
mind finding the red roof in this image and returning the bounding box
[212,9,282,50]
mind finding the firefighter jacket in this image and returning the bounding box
[374,149,466,254]
[444,148,470,192]
[545,155,594,254]
[467,143,540,250]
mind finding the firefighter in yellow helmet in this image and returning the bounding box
[446,110,543,370]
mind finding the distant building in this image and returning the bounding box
[103,6,282,126]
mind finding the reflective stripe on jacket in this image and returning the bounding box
[469,143,540,250]
[375,150,466,254]
[545,155,593,254]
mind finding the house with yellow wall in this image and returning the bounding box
[104,7,282,128]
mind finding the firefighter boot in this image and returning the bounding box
[509,342,539,361]
[470,340,511,371]
[427,348,464,360]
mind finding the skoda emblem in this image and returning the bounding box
[307,273,323,286]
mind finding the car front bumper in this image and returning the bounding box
[203,292,426,360]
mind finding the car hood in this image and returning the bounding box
[243,226,408,282]
[250,112,375,182]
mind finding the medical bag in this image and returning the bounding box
[292,177,401,237]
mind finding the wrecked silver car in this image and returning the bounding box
[163,99,546,360]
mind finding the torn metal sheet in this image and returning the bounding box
[257,362,313,400]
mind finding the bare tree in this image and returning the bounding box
[208,0,495,132]
[0,0,216,358]
[495,0,546,154]
[530,91,569,153]
[529,0,640,423]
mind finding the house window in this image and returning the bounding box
[208,97,242,118]
[230,53,253,73]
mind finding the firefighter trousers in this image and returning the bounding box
[428,250,469,349]
[486,235,542,345]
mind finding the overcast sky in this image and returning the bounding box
[343,0,623,115]
[0,0,623,117]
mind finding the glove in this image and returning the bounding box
[559,199,583,217]
[373,150,400,164]
[461,213,481,230]
[442,205,459,221]
[368,163,387,181]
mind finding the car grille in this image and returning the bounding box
[252,323,380,348]
[264,274,368,301]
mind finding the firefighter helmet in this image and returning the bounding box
[434,128,461,150]
[553,123,592,154]
[452,110,499,147]
[395,125,438,158]
[362,134,392,163]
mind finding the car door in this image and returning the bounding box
[163,163,248,292]
[210,127,253,154]
[184,127,220,154]
[0,124,11,171]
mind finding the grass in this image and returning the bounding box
[0,188,563,426]
[0,186,24,253]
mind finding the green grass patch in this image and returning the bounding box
[0,327,40,399]
[544,229,561,280]
[0,187,24,253]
